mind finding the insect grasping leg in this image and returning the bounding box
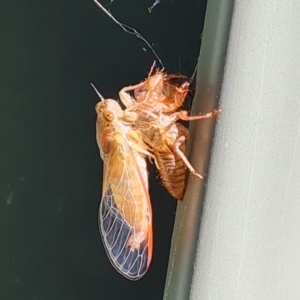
[133,145,160,170]
[119,82,145,107]
[161,108,221,135]
[172,135,204,179]
[177,109,222,121]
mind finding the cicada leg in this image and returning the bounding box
[128,138,160,170]
[161,108,221,136]
[177,109,221,121]
[168,109,221,179]
[119,82,145,107]
[172,135,204,179]
[137,147,160,170]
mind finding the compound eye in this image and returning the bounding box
[102,110,114,121]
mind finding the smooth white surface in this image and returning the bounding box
[191,1,300,300]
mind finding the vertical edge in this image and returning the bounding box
[163,0,234,299]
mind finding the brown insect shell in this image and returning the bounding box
[133,71,190,114]
[134,71,165,103]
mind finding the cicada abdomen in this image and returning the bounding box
[95,98,153,280]
[150,122,189,200]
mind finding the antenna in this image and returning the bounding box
[90,82,104,101]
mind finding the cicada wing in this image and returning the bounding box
[99,148,153,280]
[100,187,151,280]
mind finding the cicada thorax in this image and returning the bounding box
[95,98,153,280]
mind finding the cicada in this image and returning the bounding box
[94,69,220,279]
[118,67,220,199]
[95,96,155,280]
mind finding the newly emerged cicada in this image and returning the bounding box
[94,68,220,280]
[95,97,155,280]
[118,67,220,199]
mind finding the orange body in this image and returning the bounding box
[95,99,153,280]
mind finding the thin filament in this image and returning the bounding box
[93,0,164,68]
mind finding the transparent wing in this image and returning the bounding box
[99,139,152,280]
[100,187,151,280]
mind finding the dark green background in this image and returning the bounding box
[0,0,206,299]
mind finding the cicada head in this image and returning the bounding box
[95,99,124,132]
[162,74,190,110]
[95,98,126,158]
